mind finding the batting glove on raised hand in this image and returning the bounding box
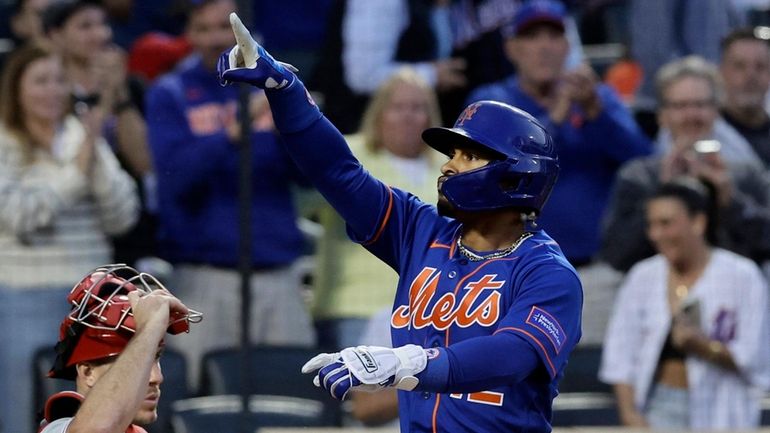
[301,345,428,400]
[217,12,298,89]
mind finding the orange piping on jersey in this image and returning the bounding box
[497,326,557,378]
[443,257,519,346]
[432,393,442,433]
[430,240,451,249]
[363,186,394,246]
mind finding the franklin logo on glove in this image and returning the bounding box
[301,344,427,400]
[355,348,379,373]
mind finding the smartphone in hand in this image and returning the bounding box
[680,297,702,328]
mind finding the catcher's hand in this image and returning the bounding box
[217,12,298,89]
[301,345,427,400]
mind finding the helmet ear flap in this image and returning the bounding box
[49,322,84,380]
[499,173,533,194]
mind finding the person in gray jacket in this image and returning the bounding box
[601,55,770,273]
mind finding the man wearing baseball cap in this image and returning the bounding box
[468,0,650,300]
[467,0,651,344]
[39,265,200,433]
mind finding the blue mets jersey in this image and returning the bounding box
[267,82,583,433]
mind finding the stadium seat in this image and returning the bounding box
[552,345,618,426]
[171,394,327,433]
[199,346,342,426]
[147,348,190,433]
[33,346,76,423]
[558,345,610,393]
[551,392,619,426]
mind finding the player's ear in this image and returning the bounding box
[76,359,115,388]
[76,362,97,387]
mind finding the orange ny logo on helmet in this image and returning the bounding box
[457,103,480,126]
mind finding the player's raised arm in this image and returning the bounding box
[218,13,398,240]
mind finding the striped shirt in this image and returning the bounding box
[0,116,139,289]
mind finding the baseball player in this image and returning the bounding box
[218,14,583,432]
[38,264,201,433]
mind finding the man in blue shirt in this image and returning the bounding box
[144,0,315,391]
[467,0,652,266]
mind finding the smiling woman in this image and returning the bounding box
[0,42,139,432]
[600,177,770,430]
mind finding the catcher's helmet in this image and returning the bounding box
[422,100,559,213]
[49,264,201,380]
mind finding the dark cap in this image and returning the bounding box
[502,0,566,38]
[43,0,103,33]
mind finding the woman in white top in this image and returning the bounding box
[0,42,139,433]
[599,177,770,430]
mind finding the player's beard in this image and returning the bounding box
[437,177,456,217]
[437,194,456,218]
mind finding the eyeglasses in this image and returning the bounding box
[661,98,716,110]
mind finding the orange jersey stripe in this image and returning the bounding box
[363,186,394,246]
[430,240,451,249]
[432,393,442,433]
[497,326,557,377]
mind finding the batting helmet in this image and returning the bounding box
[49,264,201,380]
[422,100,559,213]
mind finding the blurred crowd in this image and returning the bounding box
[0,0,769,432]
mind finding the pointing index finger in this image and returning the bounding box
[229,12,257,67]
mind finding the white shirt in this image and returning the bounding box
[599,249,770,429]
[342,0,437,93]
[39,417,72,433]
[342,0,585,95]
[0,117,139,288]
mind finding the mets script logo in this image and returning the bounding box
[456,103,480,126]
[391,267,504,330]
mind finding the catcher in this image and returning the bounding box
[38,264,201,433]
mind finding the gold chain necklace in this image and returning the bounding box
[456,232,533,262]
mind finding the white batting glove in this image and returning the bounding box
[301,345,428,400]
[217,12,298,89]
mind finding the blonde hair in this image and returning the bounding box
[359,68,442,153]
[655,55,724,107]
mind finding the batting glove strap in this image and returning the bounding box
[341,345,427,391]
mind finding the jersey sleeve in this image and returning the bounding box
[266,81,446,269]
[346,188,446,270]
[496,260,583,379]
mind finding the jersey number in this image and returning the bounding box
[450,391,504,406]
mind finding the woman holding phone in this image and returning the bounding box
[599,178,770,430]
